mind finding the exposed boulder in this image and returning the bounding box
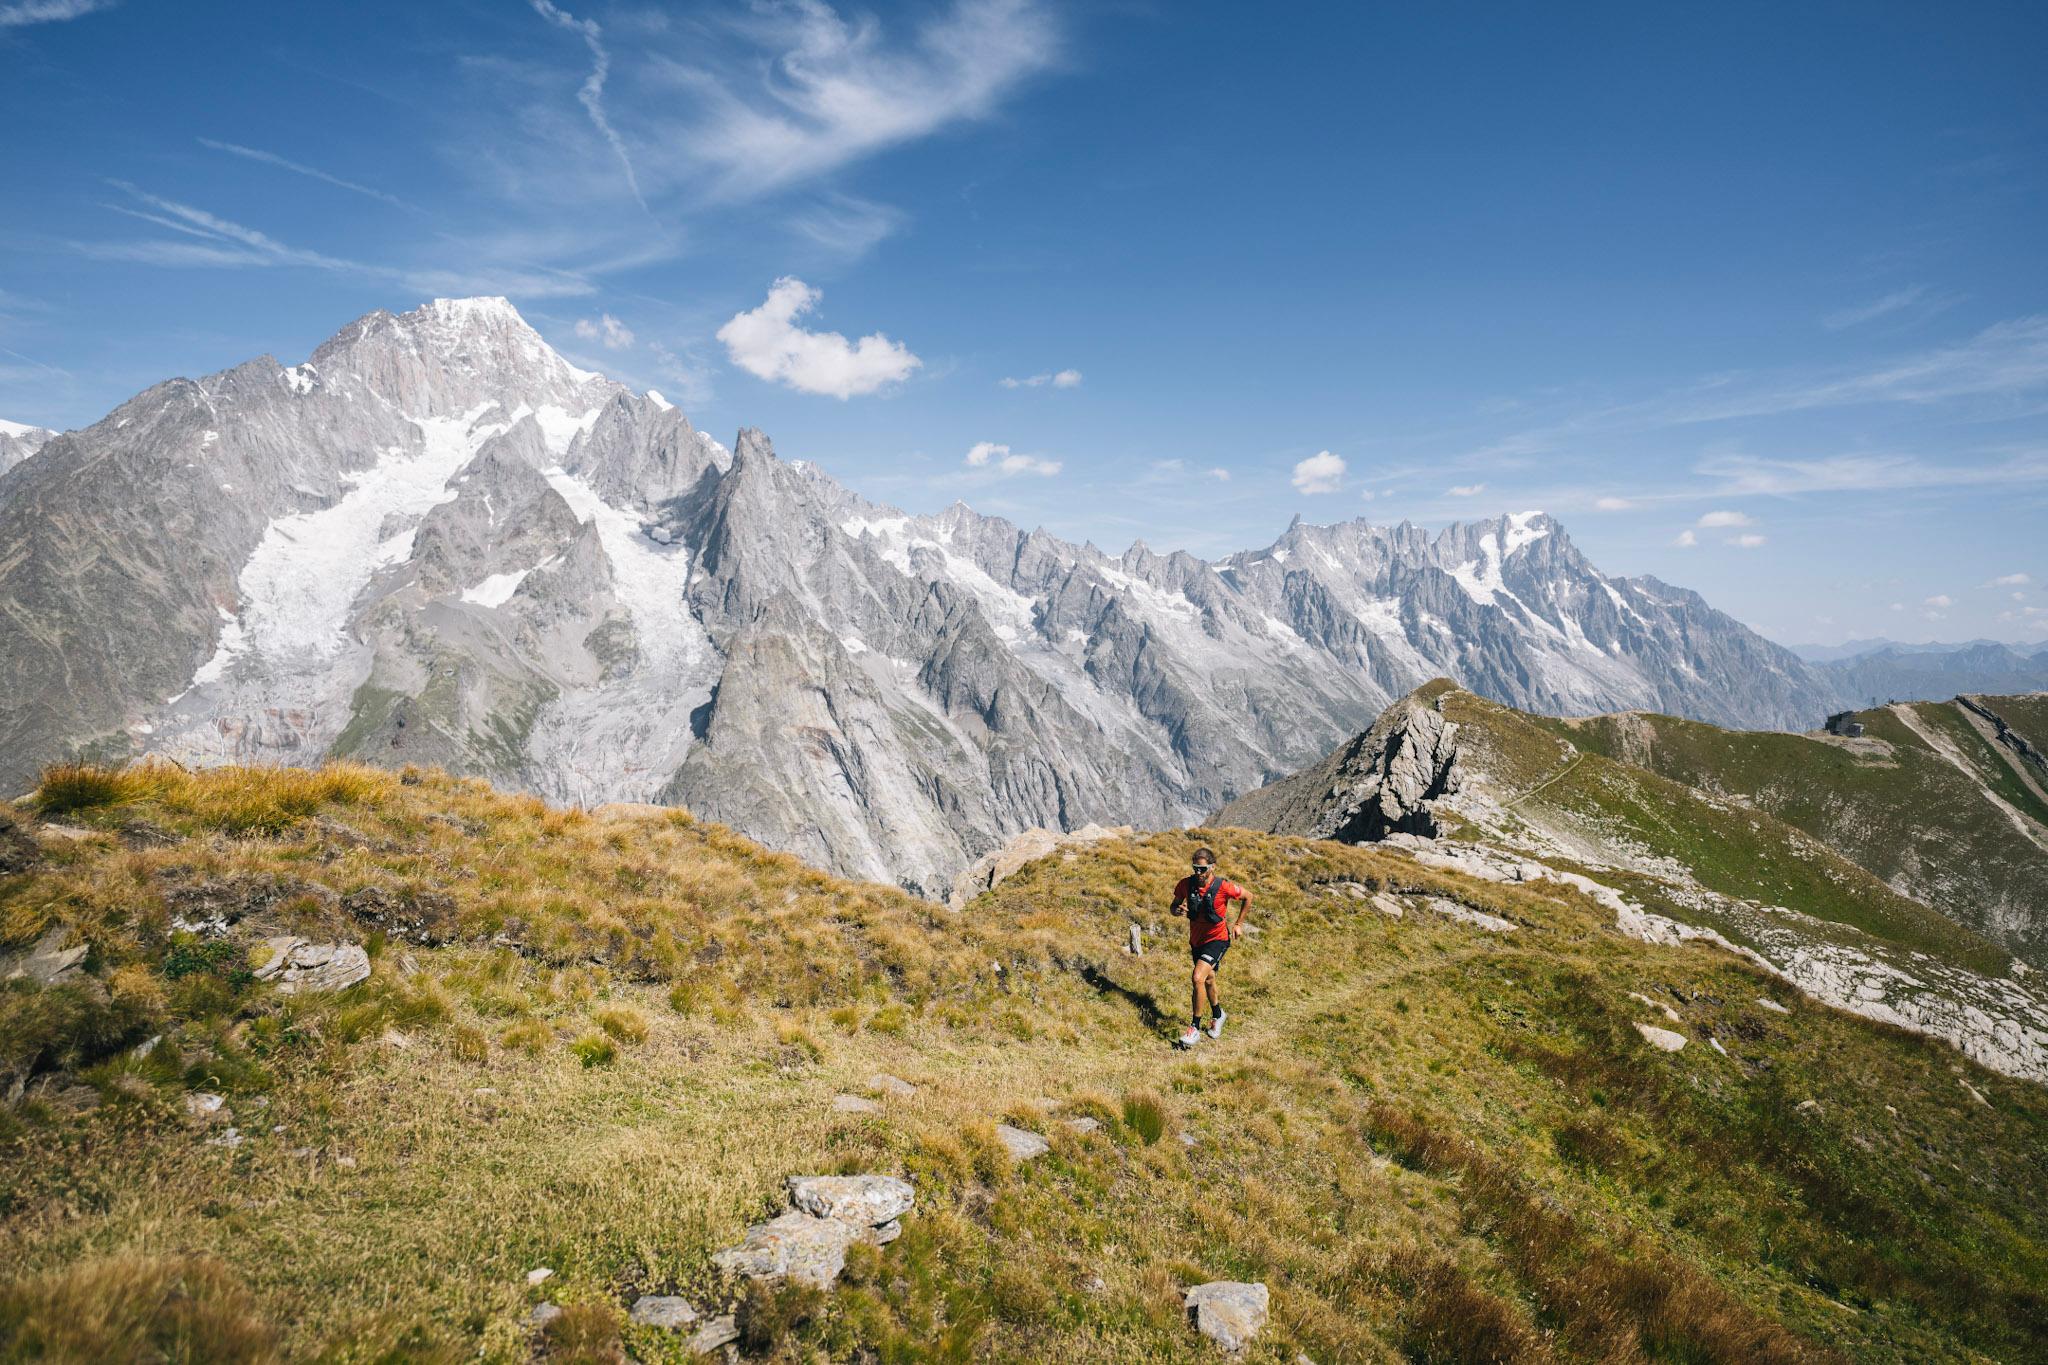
[995,1123,1050,1160]
[712,1173,915,1289]
[868,1072,916,1098]
[2,925,87,986]
[1634,1022,1688,1052]
[1185,1281,1270,1352]
[785,1174,914,1227]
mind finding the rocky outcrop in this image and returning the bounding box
[711,1175,913,1289]
[252,938,371,994]
[1211,683,1461,840]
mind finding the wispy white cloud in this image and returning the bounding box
[197,138,417,211]
[1446,482,1486,497]
[0,0,114,28]
[1209,467,1230,481]
[643,0,1059,199]
[1593,496,1632,510]
[1728,532,1767,549]
[1292,450,1344,495]
[1000,367,1081,390]
[1924,593,1954,608]
[1695,449,2048,496]
[76,181,604,298]
[530,0,646,210]
[966,440,1059,477]
[716,276,919,398]
[1696,509,1754,527]
[1989,572,2032,587]
[1822,283,1955,330]
[787,193,905,258]
[574,312,635,350]
[1674,529,1698,547]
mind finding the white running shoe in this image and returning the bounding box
[1177,1026,1203,1048]
[1208,1010,1227,1039]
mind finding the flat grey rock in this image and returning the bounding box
[1064,1116,1102,1135]
[786,1174,914,1226]
[629,1295,697,1329]
[868,1072,916,1097]
[711,1208,863,1288]
[528,1302,562,1329]
[1633,1021,1687,1052]
[995,1123,1049,1160]
[686,1314,739,1355]
[3,926,87,986]
[831,1093,881,1114]
[1185,1281,1269,1352]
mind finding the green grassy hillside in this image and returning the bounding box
[2,764,2044,1361]
[1539,694,2048,968]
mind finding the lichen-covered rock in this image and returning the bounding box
[253,938,371,994]
[1185,1281,1269,1352]
[711,1208,865,1288]
[629,1295,697,1329]
[686,1314,738,1355]
[785,1174,914,1227]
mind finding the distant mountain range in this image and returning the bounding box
[1797,640,2048,706]
[0,296,2017,892]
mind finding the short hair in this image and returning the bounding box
[1192,846,1216,863]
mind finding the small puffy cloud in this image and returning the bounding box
[1990,572,2031,587]
[1728,533,1767,548]
[1889,601,1905,612]
[718,276,920,399]
[0,0,116,28]
[966,441,1060,477]
[574,312,635,350]
[1447,483,1486,497]
[1209,468,1230,481]
[1697,509,1754,527]
[1359,489,1376,502]
[1292,450,1345,495]
[1674,529,1698,547]
[1000,368,1083,390]
[1924,593,1953,608]
[1594,496,1632,511]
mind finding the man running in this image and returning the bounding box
[1169,846,1251,1048]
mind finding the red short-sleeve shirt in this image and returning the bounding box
[1173,875,1246,946]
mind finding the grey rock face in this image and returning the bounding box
[1213,686,1461,841]
[0,296,1839,896]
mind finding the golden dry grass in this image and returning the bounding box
[0,765,2042,1361]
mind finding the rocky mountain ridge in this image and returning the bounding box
[1215,681,2048,1081]
[1,298,1838,891]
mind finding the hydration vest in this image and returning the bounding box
[1190,876,1226,927]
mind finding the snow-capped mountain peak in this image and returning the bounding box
[0,297,1835,893]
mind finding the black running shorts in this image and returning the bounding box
[1192,938,1230,969]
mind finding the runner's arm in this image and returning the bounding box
[1229,888,1252,937]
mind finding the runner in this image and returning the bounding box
[1168,846,1251,1048]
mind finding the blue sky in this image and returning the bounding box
[3,0,2044,647]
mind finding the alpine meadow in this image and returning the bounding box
[2,3,2044,1362]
